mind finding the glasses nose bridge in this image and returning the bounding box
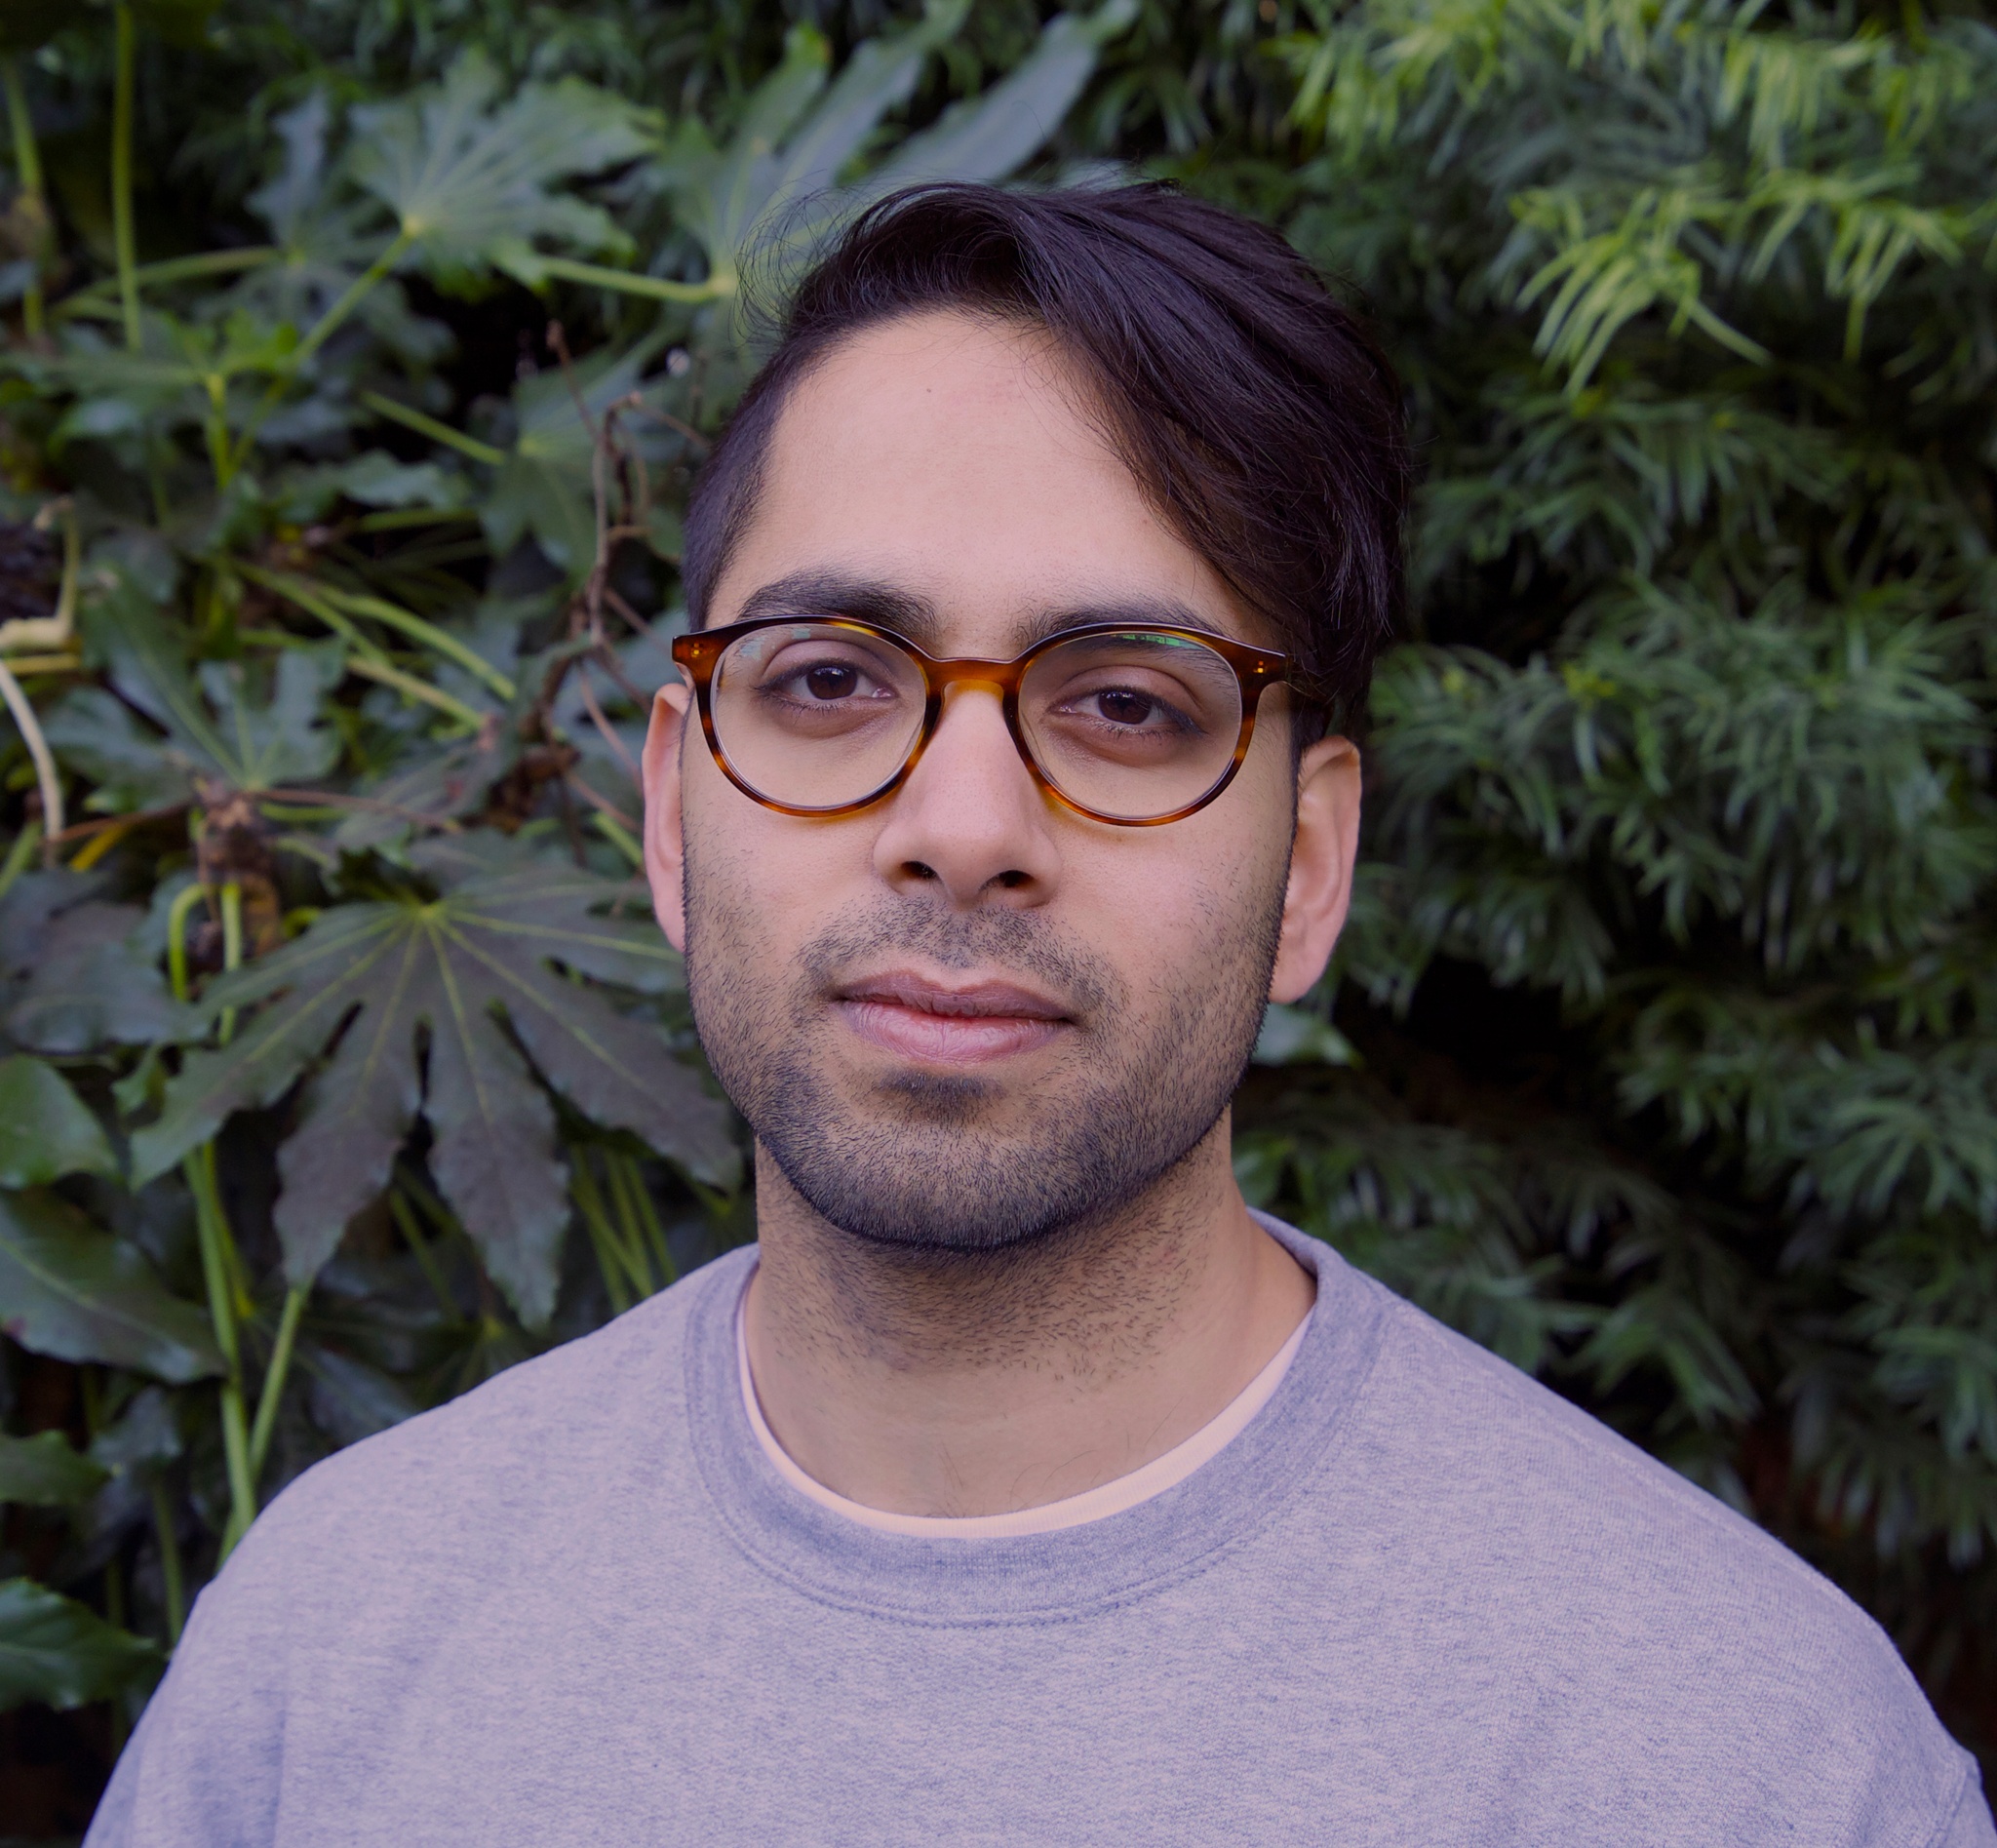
[922,653,1022,699]
[907,659,1038,789]
[921,658,1023,737]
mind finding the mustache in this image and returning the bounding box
[794,898,1121,1021]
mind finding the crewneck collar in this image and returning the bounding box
[680,1213,1390,1625]
[737,1270,1314,1537]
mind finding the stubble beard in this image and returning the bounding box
[683,835,1286,1261]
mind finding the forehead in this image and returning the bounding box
[709,311,1254,651]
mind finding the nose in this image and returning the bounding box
[871,684,1062,909]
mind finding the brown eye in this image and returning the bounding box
[1095,689,1157,727]
[804,663,859,700]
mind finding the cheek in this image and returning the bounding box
[683,779,868,961]
[1070,818,1287,1001]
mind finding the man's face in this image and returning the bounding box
[645,311,1353,1252]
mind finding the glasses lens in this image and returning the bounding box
[1020,631,1245,822]
[710,621,927,810]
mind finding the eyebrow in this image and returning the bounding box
[731,571,941,648]
[727,573,1238,656]
[1023,595,1227,649]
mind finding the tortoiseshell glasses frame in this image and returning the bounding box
[670,614,1295,828]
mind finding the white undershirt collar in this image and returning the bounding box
[735,1266,1313,1539]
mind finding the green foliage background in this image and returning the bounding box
[0,0,1993,1823]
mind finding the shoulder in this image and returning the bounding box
[1352,1273,1857,1621]
[1306,1249,1983,1837]
[84,1253,751,1843]
[1279,1228,1876,1635]
[228,1248,746,1595]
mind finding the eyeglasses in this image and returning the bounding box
[671,615,1294,827]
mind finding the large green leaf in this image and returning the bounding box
[3,898,191,1054]
[765,5,968,206]
[236,90,449,368]
[330,726,518,852]
[653,24,835,272]
[133,841,736,1323]
[650,1,1120,293]
[347,53,650,291]
[480,342,661,573]
[0,1190,223,1383]
[32,308,301,453]
[863,1,1137,195]
[0,1431,111,1508]
[302,1343,422,1446]
[90,1386,182,1475]
[0,1579,161,1714]
[0,1057,116,1186]
[45,574,342,809]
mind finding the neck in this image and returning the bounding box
[741,1113,1315,1517]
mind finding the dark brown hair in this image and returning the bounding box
[682,181,1409,731]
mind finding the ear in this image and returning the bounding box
[1269,735,1361,1003]
[641,677,692,952]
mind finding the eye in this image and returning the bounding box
[763,651,895,704]
[1057,681,1196,734]
[804,663,860,700]
[1091,688,1162,727]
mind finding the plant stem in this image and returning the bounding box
[249,1284,307,1476]
[612,1152,676,1286]
[111,4,140,352]
[389,1188,459,1318]
[227,228,413,474]
[149,1475,185,1644]
[0,819,38,902]
[2,58,46,338]
[188,1143,256,1558]
[217,881,243,1043]
[202,383,232,495]
[52,247,277,319]
[590,809,644,869]
[255,571,516,699]
[333,588,516,698]
[346,655,489,730]
[607,1153,646,1283]
[526,254,734,303]
[187,1147,241,1374]
[352,506,482,533]
[232,564,390,666]
[396,1166,456,1237]
[0,656,62,852]
[572,1151,645,1308]
[359,391,508,466]
[0,495,82,656]
[216,1384,255,1559]
[580,1203,632,1316]
[606,1153,651,1282]
[165,881,205,1005]
[69,817,135,872]
[294,228,413,369]
[166,881,259,1555]
[215,884,255,1317]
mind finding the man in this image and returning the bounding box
[90,183,1990,1846]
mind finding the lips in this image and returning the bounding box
[833,970,1072,1067]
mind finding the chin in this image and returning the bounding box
[875,1067,1006,1124]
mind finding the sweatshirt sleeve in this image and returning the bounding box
[1931,1773,1997,1848]
[82,1536,294,1848]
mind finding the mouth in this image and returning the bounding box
[832,969,1074,1068]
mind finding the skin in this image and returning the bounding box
[643,310,1361,1517]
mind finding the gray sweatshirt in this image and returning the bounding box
[87,1217,1993,1846]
